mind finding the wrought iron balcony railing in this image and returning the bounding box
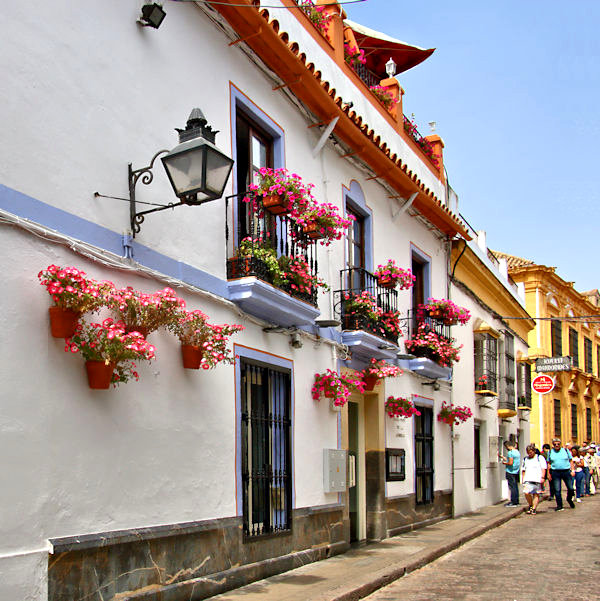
[226,191,319,307]
[333,267,401,344]
[407,308,451,341]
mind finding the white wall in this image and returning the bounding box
[450,284,529,516]
[0,1,454,596]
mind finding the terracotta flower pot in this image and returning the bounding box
[429,309,443,319]
[85,360,115,389]
[125,325,149,338]
[377,277,397,290]
[48,306,81,338]
[181,344,204,369]
[302,223,326,240]
[227,257,253,279]
[262,194,290,216]
[362,375,379,391]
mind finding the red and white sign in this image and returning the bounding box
[532,374,555,394]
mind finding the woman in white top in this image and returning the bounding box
[522,444,547,514]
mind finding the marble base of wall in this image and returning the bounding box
[385,490,452,537]
[48,505,347,601]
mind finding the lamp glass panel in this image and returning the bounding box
[205,150,234,196]
[163,147,207,196]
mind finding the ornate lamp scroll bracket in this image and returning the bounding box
[128,149,175,236]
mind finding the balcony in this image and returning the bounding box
[403,116,440,170]
[403,309,453,380]
[498,380,517,418]
[226,192,321,328]
[333,267,400,366]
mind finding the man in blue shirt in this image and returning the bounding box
[547,438,575,511]
[500,440,521,506]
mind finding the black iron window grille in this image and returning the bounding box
[226,191,319,307]
[554,398,562,438]
[474,334,498,392]
[551,319,562,357]
[414,407,434,505]
[569,328,579,368]
[571,403,578,440]
[501,333,516,412]
[333,267,401,344]
[584,337,593,374]
[586,407,592,441]
[241,360,292,539]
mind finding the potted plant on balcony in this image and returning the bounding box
[344,42,366,69]
[404,325,462,367]
[437,401,473,426]
[65,318,156,388]
[278,254,329,298]
[379,310,402,341]
[421,298,471,325]
[343,290,382,319]
[231,236,282,283]
[243,167,313,217]
[369,85,399,110]
[360,358,402,391]
[294,202,354,246]
[38,264,110,338]
[385,396,420,419]
[312,369,366,408]
[107,286,185,337]
[168,309,244,369]
[374,260,415,290]
[297,0,332,35]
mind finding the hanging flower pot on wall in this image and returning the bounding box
[362,375,380,391]
[124,325,150,338]
[48,306,81,338]
[302,223,326,240]
[85,360,115,389]
[181,344,203,369]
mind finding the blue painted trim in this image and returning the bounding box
[230,85,285,245]
[228,277,321,326]
[0,183,228,298]
[344,181,373,272]
[233,346,295,514]
[412,394,434,408]
[410,243,431,302]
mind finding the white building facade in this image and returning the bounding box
[1,2,480,599]
[450,234,535,516]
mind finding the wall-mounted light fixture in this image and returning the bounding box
[127,108,233,236]
[422,379,440,391]
[138,3,167,29]
[385,57,397,78]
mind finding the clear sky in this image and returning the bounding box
[345,0,599,293]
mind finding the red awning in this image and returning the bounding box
[344,19,435,78]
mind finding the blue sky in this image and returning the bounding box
[346,0,599,292]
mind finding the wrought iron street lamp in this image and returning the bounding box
[127,108,233,236]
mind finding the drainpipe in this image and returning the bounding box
[445,235,456,518]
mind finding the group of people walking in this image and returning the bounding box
[499,439,599,514]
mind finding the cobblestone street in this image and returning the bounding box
[364,495,600,601]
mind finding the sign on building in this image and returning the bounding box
[535,356,572,372]
[532,374,555,394]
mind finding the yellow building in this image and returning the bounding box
[494,253,600,446]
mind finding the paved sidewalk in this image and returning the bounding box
[210,503,524,601]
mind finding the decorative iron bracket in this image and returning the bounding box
[128,149,183,237]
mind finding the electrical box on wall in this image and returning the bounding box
[323,449,347,492]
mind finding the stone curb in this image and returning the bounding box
[327,507,524,601]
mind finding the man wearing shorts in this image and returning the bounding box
[522,444,547,514]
